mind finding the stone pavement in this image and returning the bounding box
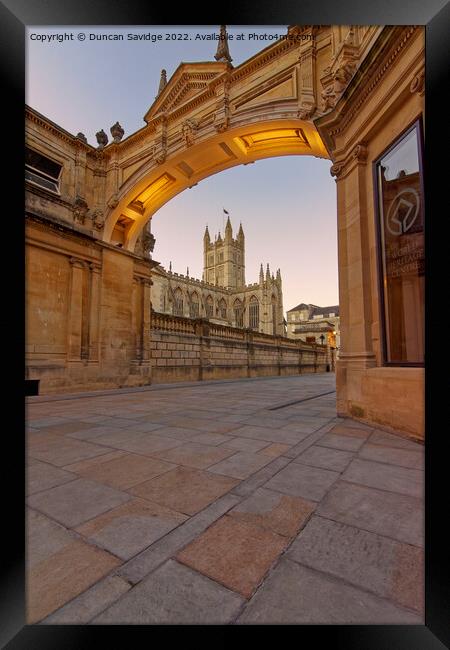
[25,374,424,625]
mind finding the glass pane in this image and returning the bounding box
[377,125,424,364]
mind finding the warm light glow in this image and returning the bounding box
[234,128,309,154]
[135,173,176,204]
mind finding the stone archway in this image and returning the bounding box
[25,25,425,436]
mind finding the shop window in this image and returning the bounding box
[374,120,424,365]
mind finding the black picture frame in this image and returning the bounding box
[2,0,449,647]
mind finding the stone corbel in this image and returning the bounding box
[410,69,425,96]
[330,162,345,179]
[352,142,368,163]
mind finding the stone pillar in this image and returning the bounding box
[67,258,84,361]
[331,146,376,413]
[88,263,101,362]
[141,279,152,363]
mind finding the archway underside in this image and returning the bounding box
[104,118,329,251]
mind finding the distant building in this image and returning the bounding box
[286,303,340,349]
[151,218,285,335]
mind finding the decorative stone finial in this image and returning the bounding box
[158,69,167,95]
[95,129,108,148]
[110,122,124,143]
[76,132,87,144]
[214,25,232,63]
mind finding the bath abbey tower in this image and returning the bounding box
[151,217,285,335]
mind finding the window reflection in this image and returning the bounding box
[376,123,424,364]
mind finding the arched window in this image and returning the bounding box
[249,296,259,330]
[271,295,277,335]
[205,295,214,318]
[189,291,199,318]
[218,298,227,319]
[233,299,244,328]
[173,288,184,316]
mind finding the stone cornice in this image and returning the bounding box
[25,106,95,152]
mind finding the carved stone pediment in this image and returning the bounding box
[144,62,230,122]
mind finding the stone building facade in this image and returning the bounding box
[24,24,425,438]
[287,303,340,349]
[151,219,284,334]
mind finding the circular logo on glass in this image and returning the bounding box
[386,188,420,236]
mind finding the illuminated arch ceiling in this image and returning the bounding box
[101,26,379,250]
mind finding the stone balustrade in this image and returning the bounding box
[151,310,333,384]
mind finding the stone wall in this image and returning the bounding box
[150,312,330,384]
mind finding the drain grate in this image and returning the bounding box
[267,390,336,411]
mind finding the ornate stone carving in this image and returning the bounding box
[107,193,119,209]
[321,84,336,111]
[92,208,105,230]
[214,25,233,63]
[330,162,345,178]
[182,118,198,147]
[297,106,316,120]
[76,132,87,144]
[320,62,356,112]
[95,129,108,148]
[158,69,167,95]
[72,196,89,224]
[214,73,231,133]
[333,62,356,95]
[410,69,425,95]
[110,122,124,143]
[154,115,168,164]
[143,231,156,256]
[352,143,368,162]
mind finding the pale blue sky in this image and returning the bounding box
[26,25,338,312]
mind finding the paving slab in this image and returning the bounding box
[220,437,270,453]
[231,425,303,445]
[76,498,187,560]
[42,575,131,624]
[117,493,241,584]
[94,559,244,624]
[28,478,131,527]
[188,432,235,446]
[369,430,423,450]
[238,559,422,624]
[343,458,424,498]
[92,430,183,455]
[264,462,339,502]
[287,515,424,614]
[358,443,424,469]
[259,443,292,458]
[35,421,99,435]
[177,515,287,599]
[230,456,291,497]
[316,432,367,452]
[293,445,354,472]
[228,488,315,538]
[129,466,239,515]
[70,453,176,489]
[151,442,237,469]
[317,480,424,547]
[28,537,121,624]
[27,461,77,495]
[28,434,113,466]
[208,450,274,480]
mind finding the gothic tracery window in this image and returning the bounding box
[173,288,184,316]
[189,292,199,318]
[205,295,214,318]
[249,296,259,330]
[233,299,244,328]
